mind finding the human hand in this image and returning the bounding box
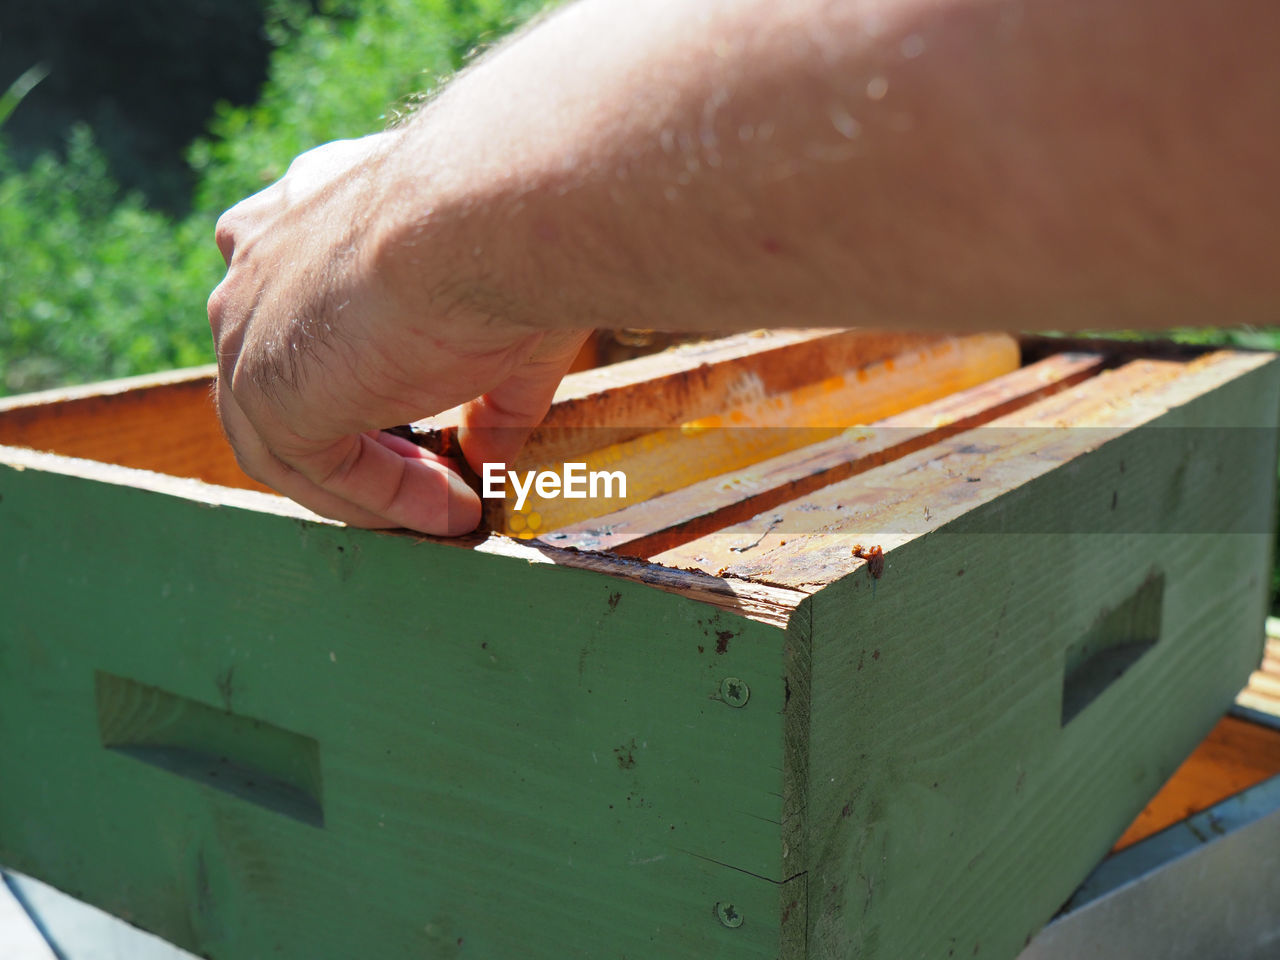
[208,133,590,535]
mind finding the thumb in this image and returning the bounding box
[457,329,591,474]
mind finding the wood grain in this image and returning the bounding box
[485,333,1020,536]
[4,340,1278,960]
[0,460,794,959]
[416,329,946,442]
[549,351,1104,556]
[0,366,270,493]
[653,351,1275,589]
[795,351,1280,959]
[1236,634,1280,717]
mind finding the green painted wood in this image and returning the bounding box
[3,349,1278,960]
[799,360,1280,959]
[0,464,792,959]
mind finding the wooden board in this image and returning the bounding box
[651,350,1274,587]
[2,333,1278,960]
[1237,633,1280,718]
[550,351,1105,556]
[790,353,1280,960]
[0,457,793,959]
[418,329,949,440]
[1105,619,1280,849]
[484,332,1020,536]
[0,366,269,493]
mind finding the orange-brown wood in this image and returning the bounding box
[484,333,1021,536]
[535,329,954,430]
[564,330,727,373]
[411,329,955,464]
[0,367,269,493]
[1114,715,1280,850]
[652,350,1274,588]
[551,351,1106,556]
[0,332,996,517]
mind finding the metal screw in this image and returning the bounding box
[715,901,744,928]
[719,677,750,708]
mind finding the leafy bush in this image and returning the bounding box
[0,0,548,396]
[189,0,550,218]
[0,127,221,394]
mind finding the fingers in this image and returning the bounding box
[214,375,482,536]
[457,329,592,472]
[285,431,482,536]
[213,375,392,526]
[207,132,526,538]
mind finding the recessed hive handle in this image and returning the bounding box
[95,671,324,827]
[1061,572,1165,726]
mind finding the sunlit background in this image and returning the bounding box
[0,0,549,396]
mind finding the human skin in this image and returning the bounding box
[208,0,1279,535]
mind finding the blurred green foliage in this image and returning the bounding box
[2,0,1275,396]
[189,0,549,217]
[0,128,218,393]
[0,0,548,396]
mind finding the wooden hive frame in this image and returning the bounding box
[1,330,1277,960]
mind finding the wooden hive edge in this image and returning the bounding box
[792,355,1280,959]
[0,442,808,629]
[653,348,1279,592]
[3,341,1272,628]
[549,350,1106,557]
[0,452,801,958]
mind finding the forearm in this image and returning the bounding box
[207,0,1277,533]
[382,0,1278,332]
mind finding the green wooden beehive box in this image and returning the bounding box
[1,330,1277,959]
